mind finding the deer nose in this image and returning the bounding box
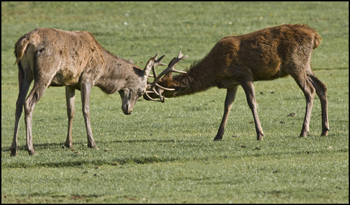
[123,104,132,115]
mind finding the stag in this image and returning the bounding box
[145,24,329,141]
[11,28,166,156]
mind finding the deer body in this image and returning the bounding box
[12,28,155,156]
[148,24,329,140]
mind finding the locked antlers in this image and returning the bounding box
[145,51,188,102]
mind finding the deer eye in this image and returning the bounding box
[138,88,145,96]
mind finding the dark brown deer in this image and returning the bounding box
[11,28,166,156]
[145,24,329,141]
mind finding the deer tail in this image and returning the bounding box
[313,33,322,49]
[14,34,31,65]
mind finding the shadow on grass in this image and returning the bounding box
[1,142,66,152]
[109,139,179,144]
[2,139,182,168]
[2,133,346,169]
[1,139,179,154]
[2,154,181,169]
[3,147,347,169]
[2,139,179,150]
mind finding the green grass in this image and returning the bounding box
[1,2,349,203]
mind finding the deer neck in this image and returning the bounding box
[162,59,215,97]
[96,50,141,94]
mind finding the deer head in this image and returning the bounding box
[118,55,163,115]
[144,51,188,102]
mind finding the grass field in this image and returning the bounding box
[1,2,349,203]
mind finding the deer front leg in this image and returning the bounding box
[65,86,75,148]
[214,86,238,141]
[81,81,98,149]
[240,81,264,140]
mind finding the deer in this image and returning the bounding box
[144,24,329,141]
[11,27,167,156]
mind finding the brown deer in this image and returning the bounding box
[11,28,166,156]
[145,24,329,141]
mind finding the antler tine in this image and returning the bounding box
[148,54,166,78]
[154,83,175,91]
[144,90,166,103]
[153,54,167,67]
[144,91,160,102]
[152,51,188,85]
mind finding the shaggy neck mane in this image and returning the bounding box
[172,57,216,96]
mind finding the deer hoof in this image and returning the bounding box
[299,130,309,138]
[321,131,329,136]
[10,149,18,156]
[213,136,223,141]
[88,144,99,149]
[28,150,37,156]
[321,127,330,136]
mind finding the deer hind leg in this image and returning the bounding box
[240,81,264,140]
[65,86,75,148]
[24,80,50,155]
[308,73,329,136]
[289,70,316,137]
[214,86,238,141]
[11,64,33,156]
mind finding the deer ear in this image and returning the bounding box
[129,58,133,63]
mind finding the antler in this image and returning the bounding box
[145,51,188,102]
[152,51,188,86]
[144,54,167,102]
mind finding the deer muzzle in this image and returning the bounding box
[122,104,132,115]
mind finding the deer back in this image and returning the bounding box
[14,28,105,87]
